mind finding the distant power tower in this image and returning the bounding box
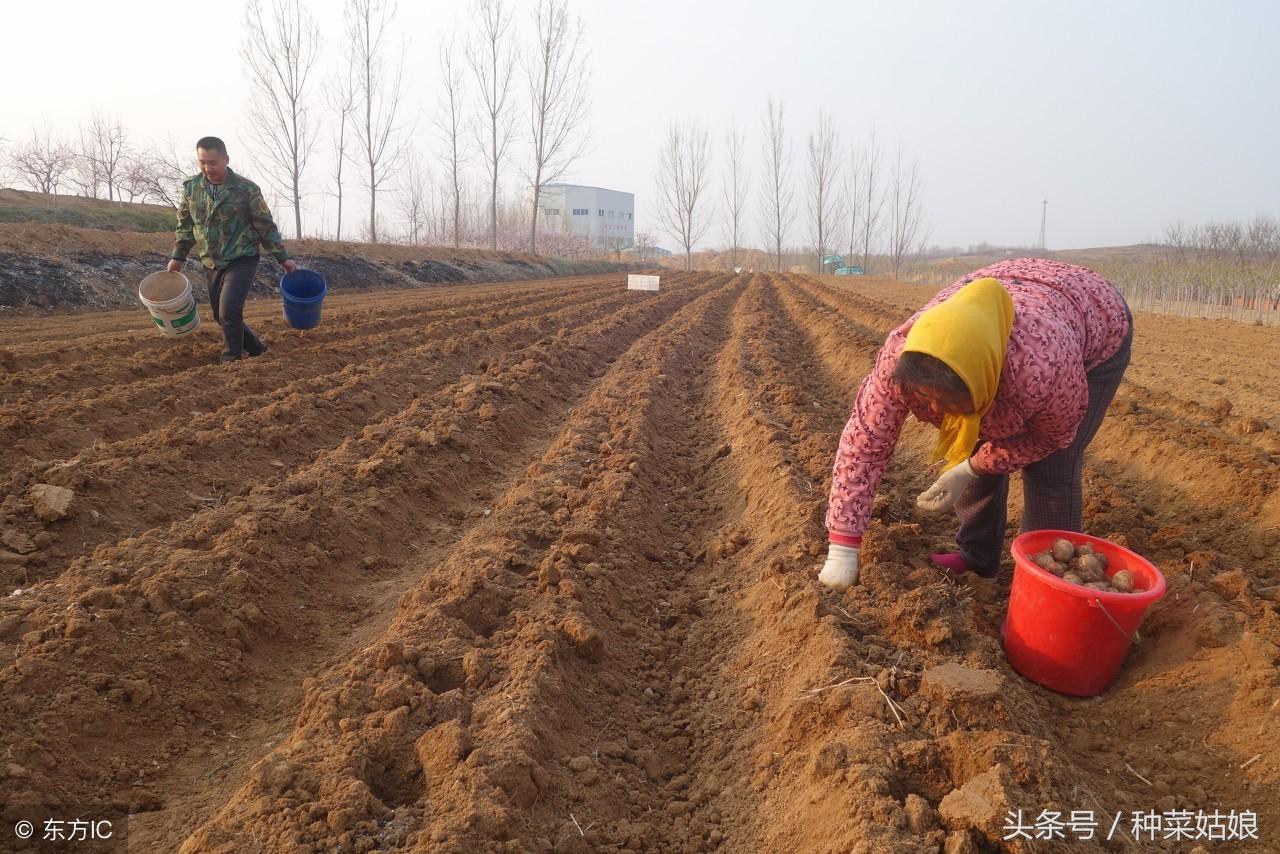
[1038,199,1047,249]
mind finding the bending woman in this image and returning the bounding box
[819,258,1133,590]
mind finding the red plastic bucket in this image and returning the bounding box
[1003,530,1166,697]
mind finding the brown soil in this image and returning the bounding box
[1,272,1277,852]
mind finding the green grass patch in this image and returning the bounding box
[0,204,174,232]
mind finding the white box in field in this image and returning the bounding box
[627,274,660,291]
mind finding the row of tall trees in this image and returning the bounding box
[4,3,934,269]
[242,0,590,249]
[2,0,592,254]
[1115,216,1280,322]
[654,100,926,275]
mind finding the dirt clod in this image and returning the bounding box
[28,484,74,521]
[938,765,1016,840]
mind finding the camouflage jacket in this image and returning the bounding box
[171,169,290,269]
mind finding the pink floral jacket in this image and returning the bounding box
[826,258,1130,544]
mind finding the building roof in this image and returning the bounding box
[543,182,634,197]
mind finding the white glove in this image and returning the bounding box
[916,459,979,515]
[818,544,860,591]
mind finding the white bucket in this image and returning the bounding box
[139,271,201,337]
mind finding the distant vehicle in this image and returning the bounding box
[835,265,864,276]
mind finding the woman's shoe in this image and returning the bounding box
[930,552,999,579]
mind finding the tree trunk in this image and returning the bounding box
[528,174,541,255]
[489,42,499,252]
[453,179,461,248]
[369,159,377,243]
[293,109,303,238]
[490,162,498,250]
[293,174,302,240]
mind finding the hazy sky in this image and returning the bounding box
[2,0,1277,251]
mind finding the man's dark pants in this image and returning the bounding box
[204,255,266,362]
[954,301,1135,575]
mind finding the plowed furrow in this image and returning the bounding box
[1,288,646,589]
[0,277,610,404]
[2,284,632,507]
[0,273,616,356]
[784,275,894,350]
[0,275,720,845]
[171,274,745,851]
[796,274,904,334]
[3,271,1275,854]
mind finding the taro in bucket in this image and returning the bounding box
[1004,530,1166,697]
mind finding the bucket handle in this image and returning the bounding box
[1092,597,1142,645]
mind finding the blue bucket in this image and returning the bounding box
[279,269,327,330]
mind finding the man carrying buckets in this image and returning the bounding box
[167,136,297,363]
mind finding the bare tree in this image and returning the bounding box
[428,177,451,244]
[10,130,74,195]
[466,0,519,251]
[346,0,405,244]
[843,145,863,269]
[117,155,151,203]
[125,140,191,208]
[759,98,793,273]
[0,135,12,188]
[398,149,431,244]
[807,110,842,272]
[89,113,129,201]
[69,115,129,200]
[886,146,925,279]
[242,0,320,238]
[69,126,105,199]
[722,121,748,270]
[525,0,590,254]
[655,121,711,271]
[856,132,884,273]
[327,68,357,241]
[434,39,469,248]
[1163,221,1189,264]
[635,229,657,262]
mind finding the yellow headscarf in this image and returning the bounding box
[901,277,1015,469]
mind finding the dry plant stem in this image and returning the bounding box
[1258,697,1280,735]
[569,812,592,837]
[1125,762,1153,786]
[801,676,907,728]
[1239,754,1262,770]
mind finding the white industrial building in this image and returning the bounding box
[536,183,635,248]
